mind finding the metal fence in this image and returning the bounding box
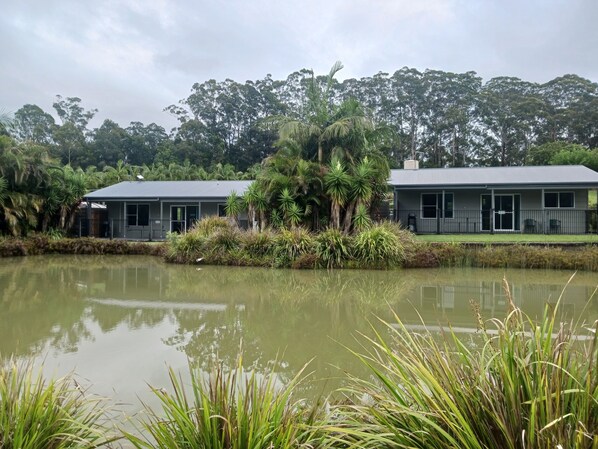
[394,208,598,234]
[74,217,250,240]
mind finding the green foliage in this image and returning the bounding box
[332,291,598,449]
[314,228,352,268]
[0,358,116,449]
[124,360,321,449]
[190,216,232,236]
[353,223,405,268]
[274,228,315,267]
[352,203,372,232]
[224,191,243,223]
[241,229,276,257]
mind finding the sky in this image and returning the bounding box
[2,0,597,130]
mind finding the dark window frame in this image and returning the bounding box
[126,204,150,226]
[544,192,575,209]
[421,192,454,219]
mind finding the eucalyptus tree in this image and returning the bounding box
[12,104,57,145]
[476,77,544,166]
[539,74,598,146]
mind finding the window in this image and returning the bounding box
[218,204,227,217]
[421,193,454,219]
[127,204,149,226]
[544,192,574,208]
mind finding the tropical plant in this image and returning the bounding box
[0,358,116,449]
[325,160,351,229]
[353,223,405,268]
[224,190,243,226]
[274,227,314,266]
[124,359,322,449]
[330,282,598,449]
[314,227,352,268]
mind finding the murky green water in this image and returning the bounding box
[1,255,597,408]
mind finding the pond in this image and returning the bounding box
[1,255,597,409]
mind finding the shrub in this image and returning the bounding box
[124,360,322,449]
[353,224,405,268]
[273,228,315,267]
[241,229,276,257]
[190,216,233,237]
[207,226,242,254]
[314,228,352,268]
[331,288,598,449]
[0,358,116,449]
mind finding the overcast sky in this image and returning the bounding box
[2,0,597,130]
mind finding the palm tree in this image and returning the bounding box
[224,191,243,226]
[274,62,373,164]
[325,160,351,229]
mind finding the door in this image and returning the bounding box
[494,195,514,231]
[170,206,186,233]
[481,194,492,231]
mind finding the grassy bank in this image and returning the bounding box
[0,235,166,258]
[418,233,598,243]
[3,299,597,448]
[165,218,598,271]
[2,221,598,271]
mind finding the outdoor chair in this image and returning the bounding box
[549,219,561,233]
[523,218,537,233]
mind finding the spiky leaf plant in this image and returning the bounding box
[0,358,116,449]
[124,359,323,449]
[328,279,598,449]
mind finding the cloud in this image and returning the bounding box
[2,0,597,128]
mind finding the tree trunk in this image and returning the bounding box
[343,200,356,233]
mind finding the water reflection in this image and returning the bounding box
[1,255,597,399]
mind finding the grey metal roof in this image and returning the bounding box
[85,180,253,200]
[389,165,598,189]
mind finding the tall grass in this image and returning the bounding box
[352,223,405,268]
[124,359,323,449]
[328,279,598,449]
[0,358,116,449]
[315,228,352,268]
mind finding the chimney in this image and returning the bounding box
[404,159,419,170]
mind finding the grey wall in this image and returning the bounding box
[395,188,591,234]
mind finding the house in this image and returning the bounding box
[82,180,252,239]
[390,162,598,234]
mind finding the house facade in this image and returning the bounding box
[82,180,251,239]
[390,163,598,234]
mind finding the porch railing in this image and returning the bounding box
[393,208,598,235]
[73,217,249,240]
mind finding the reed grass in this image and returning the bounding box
[0,358,116,449]
[124,359,324,449]
[327,278,598,449]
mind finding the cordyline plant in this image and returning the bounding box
[326,276,598,449]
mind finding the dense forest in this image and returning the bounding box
[1,64,598,236]
[3,66,598,171]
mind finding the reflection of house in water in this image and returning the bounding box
[413,280,592,326]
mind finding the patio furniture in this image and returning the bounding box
[549,219,561,233]
[523,218,537,233]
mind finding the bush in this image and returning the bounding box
[241,229,276,257]
[331,292,598,449]
[190,216,233,236]
[0,358,116,449]
[273,228,315,267]
[124,360,322,449]
[314,228,352,268]
[353,223,405,268]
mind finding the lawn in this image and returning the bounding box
[416,233,598,243]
